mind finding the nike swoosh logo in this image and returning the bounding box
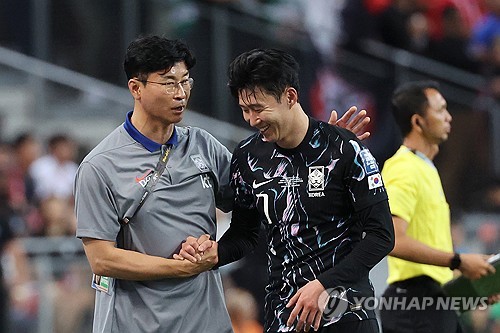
[135,170,152,183]
[252,179,273,189]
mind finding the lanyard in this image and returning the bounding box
[121,144,173,225]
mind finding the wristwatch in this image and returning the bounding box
[449,253,461,270]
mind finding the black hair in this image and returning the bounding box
[227,48,300,103]
[123,35,196,81]
[391,80,440,137]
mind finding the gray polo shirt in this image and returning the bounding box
[75,112,233,333]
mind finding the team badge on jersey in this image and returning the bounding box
[308,166,325,191]
[190,154,210,172]
[308,166,326,197]
[368,173,383,190]
[360,149,379,175]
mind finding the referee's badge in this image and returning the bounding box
[190,154,210,172]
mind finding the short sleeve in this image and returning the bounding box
[74,161,121,241]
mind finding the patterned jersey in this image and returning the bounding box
[231,118,389,332]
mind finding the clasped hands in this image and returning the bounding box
[173,234,216,265]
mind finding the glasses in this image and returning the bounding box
[140,77,194,94]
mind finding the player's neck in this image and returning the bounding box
[276,106,309,149]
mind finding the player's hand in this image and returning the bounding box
[285,279,326,332]
[173,234,213,263]
[458,253,496,280]
[191,241,218,272]
[328,106,371,141]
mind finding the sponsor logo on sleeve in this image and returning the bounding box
[360,149,379,175]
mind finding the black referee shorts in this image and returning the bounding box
[380,275,463,333]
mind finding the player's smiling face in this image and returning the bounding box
[238,88,292,144]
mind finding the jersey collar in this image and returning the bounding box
[123,111,178,152]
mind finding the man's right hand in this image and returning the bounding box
[173,234,216,263]
[458,253,496,280]
[328,106,371,140]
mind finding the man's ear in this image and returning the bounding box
[128,79,142,100]
[411,114,424,131]
[285,87,298,105]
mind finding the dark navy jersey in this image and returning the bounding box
[230,118,390,332]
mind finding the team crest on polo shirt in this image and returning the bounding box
[308,166,325,197]
[190,155,210,172]
[359,149,379,175]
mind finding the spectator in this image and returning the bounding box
[7,133,42,236]
[29,134,78,203]
[426,5,480,72]
[225,287,264,333]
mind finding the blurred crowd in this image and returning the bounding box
[0,133,93,333]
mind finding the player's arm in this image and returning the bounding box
[286,200,394,331]
[174,206,260,267]
[82,237,218,280]
[316,200,394,288]
[391,216,495,280]
[215,205,261,267]
[328,106,371,140]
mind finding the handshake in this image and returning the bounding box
[173,234,219,273]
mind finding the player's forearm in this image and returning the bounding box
[216,206,261,267]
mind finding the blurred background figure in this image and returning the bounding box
[29,134,78,204]
[28,134,78,237]
[0,143,37,333]
[224,287,263,333]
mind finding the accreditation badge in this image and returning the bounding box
[91,273,113,295]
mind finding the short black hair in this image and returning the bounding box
[123,35,196,81]
[391,80,440,137]
[227,48,300,103]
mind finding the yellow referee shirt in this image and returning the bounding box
[382,146,454,285]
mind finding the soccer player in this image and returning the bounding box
[223,48,394,332]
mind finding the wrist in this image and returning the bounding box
[449,253,461,270]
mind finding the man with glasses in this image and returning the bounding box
[74,35,370,333]
[75,35,236,333]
